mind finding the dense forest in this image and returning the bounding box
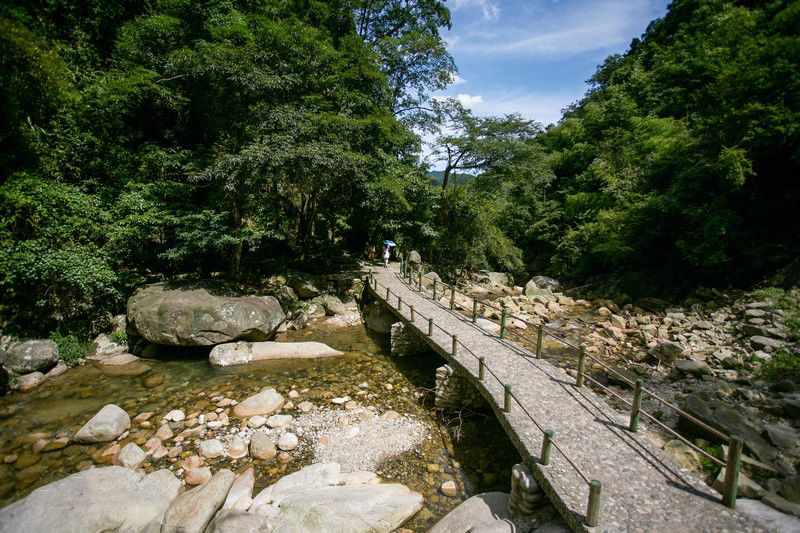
[1,0,799,338]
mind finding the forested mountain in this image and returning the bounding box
[457,0,800,297]
[526,0,800,296]
[1,0,799,338]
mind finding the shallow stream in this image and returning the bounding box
[0,322,521,530]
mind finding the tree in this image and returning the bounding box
[352,0,456,120]
[429,98,542,189]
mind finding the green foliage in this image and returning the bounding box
[109,330,127,345]
[50,332,90,365]
[0,0,454,336]
[526,0,800,294]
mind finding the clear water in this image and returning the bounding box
[0,322,521,530]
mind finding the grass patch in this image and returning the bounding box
[109,330,127,345]
[50,332,91,364]
[696,439,723,480]
[752,287,800,383]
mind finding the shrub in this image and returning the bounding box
[50,332,90,364]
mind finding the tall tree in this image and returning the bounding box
[429,98,542,189]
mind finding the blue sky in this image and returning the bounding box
[435,0,670,127]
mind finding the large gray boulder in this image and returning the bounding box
[680,394,776,465]
[473,271,514,287]
[127,283,285,346]
[288,275,321,299]
[525,276,560,294]
[74,404,131,443]
[0,466,181,532]
[429,492,512,533]
[4,339,59,373]
[407,250,421,267]
[210,341,343,367]
[312,294,348,315]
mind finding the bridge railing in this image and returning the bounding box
[394,261,743,511]
[367,271,604,527]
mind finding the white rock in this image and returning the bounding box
[331,396,350,405]
[0,466,180,532]
[198,439,225,459]
[266,414,292,429]
[248,416,267,428]
[185,466,212,485]
[209,341,344,367]
[164,410,185,422]
[114,443,147,469]
[429,492,511,533]
[74,405,131,443]
[234,388,285,417]
[277,433,298,451]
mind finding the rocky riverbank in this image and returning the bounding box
[451,269,800,521]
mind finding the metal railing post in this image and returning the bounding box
[385,287,390,299]
[452,335,458,357]
[472,300,478,323]
[428,318,433,336]
[586,480,602,527]
[722,436,743,508]
[400,260,404,276]
[450,286,455,310]
[478,357,485,380]
[410,305,415,322]
[629,379,643,432]
[397,295,402,310]
[536,324,543,358]
[432,279,437,300]
[576,345,586,387]
[500,309,507,339]
[503,384,512,412]
[418,272,422,291]
[540,430,554,465]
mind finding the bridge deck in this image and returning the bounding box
[369,265,762,532]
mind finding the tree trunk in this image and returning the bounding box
[229,198,243,279]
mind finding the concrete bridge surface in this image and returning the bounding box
[367,265,763,532]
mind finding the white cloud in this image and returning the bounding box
[448,72,467,85]
[454,0,500,21]
[456,93,483,107]
[451,0,654,59]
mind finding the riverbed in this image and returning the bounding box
[0,322,521,530]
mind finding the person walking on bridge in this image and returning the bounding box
[382,240,396,268]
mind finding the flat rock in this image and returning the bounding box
[96,353,140,366]
[210,341,343,367]
[4,340,59,373]
[737,498,800,532]
[127,282,285,346]
[270,483,423,533]
[429,492,511,533]
[74,404,131,443]
[266,414,292,428]
[0,466,180,532]
[234,388,285,417]
[163,469,236,533]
